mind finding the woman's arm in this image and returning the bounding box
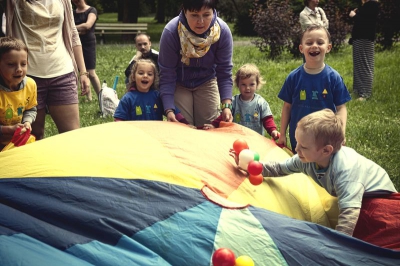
[75,12,97,35]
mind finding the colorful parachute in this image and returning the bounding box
[0,121,399,265]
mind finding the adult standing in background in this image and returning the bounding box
[72,0,101,101]
[158,0,233,127]
[349,0,380,101]
[124,33,159,89]
[299,0,329,31]
[6,0,90,140]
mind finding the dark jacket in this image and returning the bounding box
[351,0,379,41]
[124,49,159,82]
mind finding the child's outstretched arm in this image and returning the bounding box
[278,102,291,146]
[229,149,287,177]
[262,115,279,139]
[336,207,361,236]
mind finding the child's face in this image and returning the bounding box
[299,29,332,65]
[133,62,155,93]
[0,49,28,90]
[295,128,330,166]
[238,75,257,101]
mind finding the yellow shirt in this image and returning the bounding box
[0,77,37,145]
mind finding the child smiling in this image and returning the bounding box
[114,59,188,123]
[277,25,351,153]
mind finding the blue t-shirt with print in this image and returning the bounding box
[278,64,351,150]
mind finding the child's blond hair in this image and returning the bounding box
[128,59,159,91]
[0,37,28,60]
[234,63,266,90]
[297,109,344,152]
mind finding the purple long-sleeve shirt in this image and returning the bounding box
[158,11,233,111]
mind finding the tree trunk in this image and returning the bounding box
[121,0,139,42]
[155,0,166,23]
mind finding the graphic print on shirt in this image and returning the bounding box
[244,113,252,122]
[234,113,241,123]
[322,88,328,99]
[17,104,24,116]
[254,112,259,120]
[5,105,13,120]
[136,106,143,116]
[300,90,306,100]
[312,90,318,100]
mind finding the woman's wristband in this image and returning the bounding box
[165,109,174,116]
[79,71,89,77]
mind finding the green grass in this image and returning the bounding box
[44,16,400,190]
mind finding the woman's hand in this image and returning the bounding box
[80,75,91,96]
[221,108,233,122]
[349,9,357,17]
[166,110,178,122]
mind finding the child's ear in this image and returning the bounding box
[326,43,332,53]
[322,145,334,156]
[299,44,304,54]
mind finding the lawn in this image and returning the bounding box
[44,15,400,189]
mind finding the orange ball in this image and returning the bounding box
[249,174,263,186]
[233,139,249,155]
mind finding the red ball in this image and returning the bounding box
[233,139,249,155]
[212,248,236,266]
[247,161,263,176]
[249,174,263,186]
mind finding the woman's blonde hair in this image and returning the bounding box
[297,109,344,152]
[128,59,159,91]
[234,63,266,90]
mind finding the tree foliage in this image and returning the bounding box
[250,0,300,59]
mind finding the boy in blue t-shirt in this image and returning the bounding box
[278,25,351,153]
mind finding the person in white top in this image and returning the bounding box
[299,0,329,31]
[5,0,90,140]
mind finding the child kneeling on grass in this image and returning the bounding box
[204,63,279,139]
[230,108,399,250]
[114,59,188,124]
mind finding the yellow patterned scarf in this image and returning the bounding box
[178,21,221,65]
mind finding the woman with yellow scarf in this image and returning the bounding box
[159,0,234,127]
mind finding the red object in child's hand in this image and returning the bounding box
[249,174,263,186]
[247,161,263,176]
[233,139,249,155]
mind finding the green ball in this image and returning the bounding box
[253,152,260,161]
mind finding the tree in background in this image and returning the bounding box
[323,0,351,52]
[250,0,300,58]
[376,0,400,49]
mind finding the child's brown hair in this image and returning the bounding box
[234,63,266,90]
[128,59,159,91]
[300,24,331,44]
[297,109,344,152]
[0,37,28,60]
